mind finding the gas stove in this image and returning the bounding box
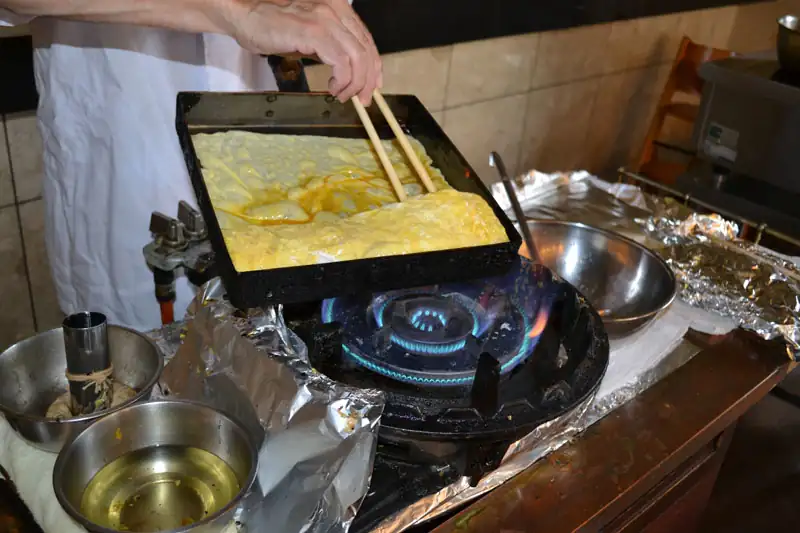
[144,205,609,532]
[287,257,608,532]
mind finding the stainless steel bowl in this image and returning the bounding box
[526,220,677,337]
[778,15,800,72]
[0,326,163,452]
[53,400,257,533]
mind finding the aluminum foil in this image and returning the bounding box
[371,393,596,533]
[156,280,385,533]
[492,169,800,358]
[640,214,800,358]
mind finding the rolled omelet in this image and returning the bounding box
[192,132,508,272]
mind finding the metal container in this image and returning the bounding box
[62,311,111,413]
[778,15,800,72]
[53,400,258,533]
[0,326,163,453]
[525,220,677,337]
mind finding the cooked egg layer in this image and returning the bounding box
[192,131,508,271]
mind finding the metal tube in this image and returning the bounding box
[62,312,110,414]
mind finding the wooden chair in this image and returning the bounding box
[634,37,733,184]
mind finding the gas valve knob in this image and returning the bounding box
[149,212,187,250]
[177,200,207,240]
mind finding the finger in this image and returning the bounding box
[327,1,379,100]
[338,16,375,96]
[328,26,369,103]
[313,33,353,99]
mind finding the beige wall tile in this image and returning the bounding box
[432,111,444,127]
[606,13,684,72]
[445,34,539,107]
[728,1,783,53]
[304,64,332,92]
[20,200,63,332]
[679,6,739,50]
[532,24,612,89]
[443,94,527,185]
[518,79,600,174]
[0,119,13,207]
[381,46,453,112]
[585,65,672,174]
[6,112,43,202]
[0,206,34,349]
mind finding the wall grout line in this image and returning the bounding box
[2,114,38,332]
[440,58,675,113]
[18,195,42,206]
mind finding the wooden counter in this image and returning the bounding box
[431,328,791,533]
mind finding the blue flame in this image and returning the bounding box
[390,334,466,355]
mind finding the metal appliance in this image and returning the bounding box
[676,54,800,237]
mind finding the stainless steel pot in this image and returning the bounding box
[53,400,257,533]
[778,15,800,72]
[0,326,163,452]
[525,220,677,337]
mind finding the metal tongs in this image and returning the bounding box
[489,151,542,264]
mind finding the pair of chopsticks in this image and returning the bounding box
[352,91,437,202]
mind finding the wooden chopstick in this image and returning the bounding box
[351,97,407,202]
[372,91,437,194]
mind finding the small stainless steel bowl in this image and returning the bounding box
[0,326,163,453]
[778,15,800,72]
[526,220,677,337]
[53,400,257,533]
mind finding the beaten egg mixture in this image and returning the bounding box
[192,131,508,271]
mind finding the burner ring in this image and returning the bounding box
[386,296,476,355]
[321,259,556,387]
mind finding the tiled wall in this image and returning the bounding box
[307,6,745,183]
[0,1,787,347]
[0,111,62,349]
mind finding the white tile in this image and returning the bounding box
[381,46,453,112]
[20,199,63,332]
[584,65,672,174]
[443,94,527,185]
[0,205,35,349]
[6,112,43,202]
[606,13,683,72]
[518,79,601,174]
[305,63,332,92]
[446,34,539,107]
[532,24,613,88]
[0,118,13,206]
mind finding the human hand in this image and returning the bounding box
[221,0,382,104]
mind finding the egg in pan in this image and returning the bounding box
[192,131,508,272]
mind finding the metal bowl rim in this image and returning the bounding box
[0,325,164,423]
[525,219,678,324]
[52,399,259,533]
[779,14,800,32]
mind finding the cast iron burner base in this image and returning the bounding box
[287,257,609,532]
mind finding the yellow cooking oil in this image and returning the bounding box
[80,445,240,532]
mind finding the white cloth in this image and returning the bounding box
[1,12,278,331]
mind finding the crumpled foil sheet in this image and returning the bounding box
[372,393,597,533]
[155,279,385,533]
[640,214,800,358]
[493,169,800,359]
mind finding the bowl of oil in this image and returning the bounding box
[52,400,257,533]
